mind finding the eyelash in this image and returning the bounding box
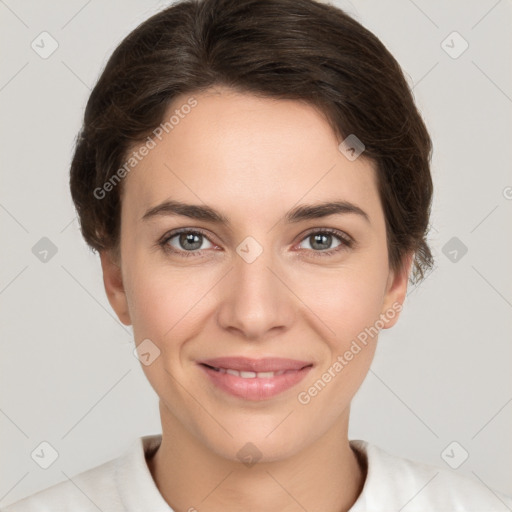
[158,227,354,259]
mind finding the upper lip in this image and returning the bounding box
[198,357,313,372]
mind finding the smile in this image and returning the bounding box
[198,358,313,401]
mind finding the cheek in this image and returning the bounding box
[125,265,212,398]
[306,280,381,391]
[122,243,222,371]
[294,271,385,419]
[127,267,208,341]
[299,261,388,344]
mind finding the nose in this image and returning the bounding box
[216,242,296,341]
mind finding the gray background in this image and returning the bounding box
[1,0,511,507]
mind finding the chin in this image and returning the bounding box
[205,424,311,465]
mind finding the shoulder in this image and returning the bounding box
[349,440,512,511]
[2,435,167,512]
[1,457,122,512]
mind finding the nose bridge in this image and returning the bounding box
[217,235,294,339]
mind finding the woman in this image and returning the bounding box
[5,0,511,510]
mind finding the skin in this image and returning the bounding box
[100,86,412,512]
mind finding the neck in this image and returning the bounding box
[146,403,366,512]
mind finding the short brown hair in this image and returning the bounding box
[70,0,434,283]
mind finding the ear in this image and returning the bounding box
[380,252,414,329]
[99,250,132,326]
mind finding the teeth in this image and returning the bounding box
[256,371,275,378]
[211,366,287,378]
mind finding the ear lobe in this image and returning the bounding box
[99,250,132,326]
[381,252,414,329]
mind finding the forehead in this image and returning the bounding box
[121,88,381,225]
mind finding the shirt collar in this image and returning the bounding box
[115,434,174,511]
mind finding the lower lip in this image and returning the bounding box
[199,364,312,401]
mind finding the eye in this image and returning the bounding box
[158,227,353,259]
[159,229,216,257]
[296,228,353,257]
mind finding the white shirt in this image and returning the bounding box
[4,434,511,511]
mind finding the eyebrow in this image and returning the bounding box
[141,199,370,225]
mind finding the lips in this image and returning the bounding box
[197,357,313,401]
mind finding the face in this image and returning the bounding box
[101,86,410,463]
